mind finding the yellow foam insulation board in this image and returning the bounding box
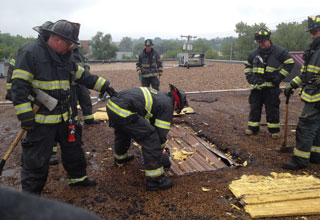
[97,107,106,112]
[93,112,108,121]
[173,107,195,116]
[229,172,320,218]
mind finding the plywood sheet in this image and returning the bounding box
[229,173,320,218]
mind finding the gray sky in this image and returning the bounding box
[1,0,319,42]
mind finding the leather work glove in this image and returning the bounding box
[21,118,35,131]
[312,74,320,88]
[284,84,294,97]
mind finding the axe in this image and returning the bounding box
[279,94,293,153]
[0,89,58,175]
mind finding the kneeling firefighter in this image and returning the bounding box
[106,84,187,191]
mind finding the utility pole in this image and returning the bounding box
[181,35,197,51]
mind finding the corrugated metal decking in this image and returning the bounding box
[166,124,234,176]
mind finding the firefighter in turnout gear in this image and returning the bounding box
[5,57,15,101]
[106,84,187,191]
[11,19,117,195]
[71,48,100,125]
[244,27,294,139]
[282,15,320,170]
[136,39,163,91]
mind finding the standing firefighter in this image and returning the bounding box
[106,84,187,191]
[136,39,163,91]
[244,27,294,139]
[11,19,117,195]
[71,48,101,125]
[282,15,320,170]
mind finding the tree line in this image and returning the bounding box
[0,19,311,61]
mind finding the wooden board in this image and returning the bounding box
[229,173,320,218]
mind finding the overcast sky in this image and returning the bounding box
[1,0,319,42]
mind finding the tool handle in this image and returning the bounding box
[0,105,39,176]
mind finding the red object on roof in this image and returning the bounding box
[289,51,304,67]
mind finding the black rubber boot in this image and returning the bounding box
[69,178,96,187]
[115,154,135,165]
[282,159,307,170]
[85,119,100,125]
[146,176,173,191]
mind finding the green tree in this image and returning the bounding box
[132,41,145,56]
[205,49,219,59]
[90,32,118,60]
[119,37,133,52]
[192,38,212,53]
[272,21,310,51]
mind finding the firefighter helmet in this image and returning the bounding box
[254,27,271,42]
[169,84,188,113]
[306,15,320,32]
[43,20,81,45]
[32,21,54,34]
[144,39,153,46]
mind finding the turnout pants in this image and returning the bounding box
[247,87,281,134]
[293,102,320,166]
[108,110,164,179]
[21,122,86,194]
[141,76,160,91]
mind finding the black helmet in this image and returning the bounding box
[44,20,81,45]
[169,84,188,113]
[306,15,320,32]
[144,39,153,46]
[254,27,271,42]
[33,21,54,34]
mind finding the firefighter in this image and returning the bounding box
[11,19,117,195]
[244,27,294,139]
[71,48,100,125]
[136,39,163,91]
[106,84,187,191]
[282,15,320,170]
[5,57,15,101]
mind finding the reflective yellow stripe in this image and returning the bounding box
[107,99,134,118]
[244,68,252,73]
[83,114,94,120]
[155,119,171,129]
[244,61,252,66]
[7,83,12,90]
[300,91,320,102]
[52,146,58,153]
[141,73,158,78]
[253,67,264,74]
[10,58,15,66]
[114,152,128,160]
[34,111,69,124]
[248,121,260,127]
[311,146,320,153]
[294,148,310,159]
[279,68,289,77]
[292,76,302,87]
[67,176,88,184]
[266,66,277,72]
[32,80,70,90]
[12,69,34,82]
[93,77,106,91]
[307,65,320,74]
[140,87,153,120]
[145,166,164,178]
[284,58,294,64]
[74,65,84,80]
[267,122,280,129]
[14,102,32,115]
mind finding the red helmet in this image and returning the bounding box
[44,20,80,45]
[169,84,188,113]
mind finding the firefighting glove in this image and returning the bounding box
[245,73,255,84]
[312,74,320,88]
[5,92,12,101]
[158,68,163,76]
[105,86,118,97]
[21,118,35,131]
[284,84,294,97]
